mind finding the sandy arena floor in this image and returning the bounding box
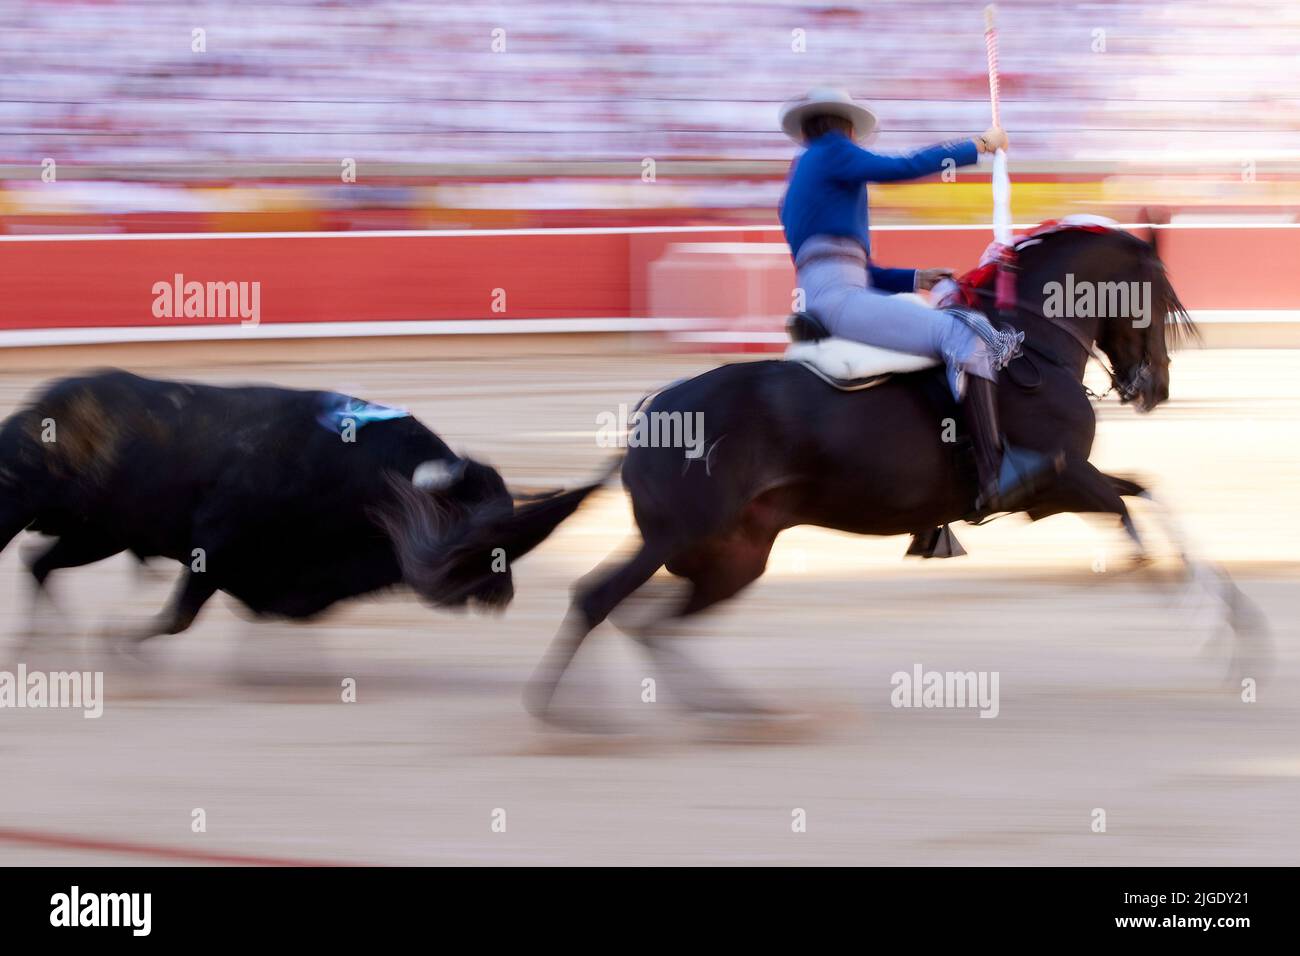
[0,347,1296,865]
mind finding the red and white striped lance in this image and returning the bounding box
[984,4,1001,128]
[983,4,1012,248]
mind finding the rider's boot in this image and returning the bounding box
[941,310,1060,515]
[939,310,1062,517]
[963,372,1062,517]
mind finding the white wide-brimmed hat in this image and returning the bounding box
[778,87,878,144]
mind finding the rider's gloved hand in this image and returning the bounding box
[976,127,1009,153]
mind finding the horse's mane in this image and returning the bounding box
[1142,224,1198,348]
[1017,225,1199,349]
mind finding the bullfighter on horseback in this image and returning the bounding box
[778,87,1058,516]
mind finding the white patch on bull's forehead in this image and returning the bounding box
[413,459,461,490]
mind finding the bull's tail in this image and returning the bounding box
[0,409,47,552]
[0,496,32,556]
[378,462,616,608]
[0,373,134,552]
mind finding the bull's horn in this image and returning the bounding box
[413,458,466,491]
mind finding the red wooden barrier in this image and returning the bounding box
[0,225,1293,337]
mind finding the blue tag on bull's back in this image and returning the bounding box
[316,393,411,433]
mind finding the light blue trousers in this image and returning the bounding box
[794,235,995,387]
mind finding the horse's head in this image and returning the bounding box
[1094,290,1167,413]
[1019,226,1195,413]
[1091,233,1193,413]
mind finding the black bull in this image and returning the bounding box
[0,369,602,642]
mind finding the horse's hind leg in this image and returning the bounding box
[623,526,778,716]
[524,540,668,723]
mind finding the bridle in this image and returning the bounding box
[968,283,1151,404]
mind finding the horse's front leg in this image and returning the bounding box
[1023,459,1149,568]
[1132,491,1272,682]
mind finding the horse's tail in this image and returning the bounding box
[378,462,615,608]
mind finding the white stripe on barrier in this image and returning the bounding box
[0,317,704,348]
[1184,310,1300,324]
[5,312,1294,348]
[1,311,1293,350]
[0,221,1297,243]
[671,311,1300,345]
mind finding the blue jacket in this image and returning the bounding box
[780,131,980,293]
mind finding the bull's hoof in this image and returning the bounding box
[101,627,158,665]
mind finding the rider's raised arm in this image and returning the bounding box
[826,135,980,184]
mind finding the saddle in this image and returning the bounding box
[784,302,940,391]
[784,307,966,560]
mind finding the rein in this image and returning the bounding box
[956,218,1157,404]
[968,280,1147,403]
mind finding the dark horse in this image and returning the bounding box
[526,225,1257,721]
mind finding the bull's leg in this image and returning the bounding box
[105,569,217,647]
[0,502,36,647]
[19,533,127,646]
[108,509,232,646]
[524,540,668,724]
[28,532,129,589]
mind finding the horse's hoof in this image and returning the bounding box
[526,702,625,735]
[522,681,629,734]
[691,704,797,723]
[679,686,774,719]
[689,707,820,744]
[1128,551,1154,571]
[522,679,556,721]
